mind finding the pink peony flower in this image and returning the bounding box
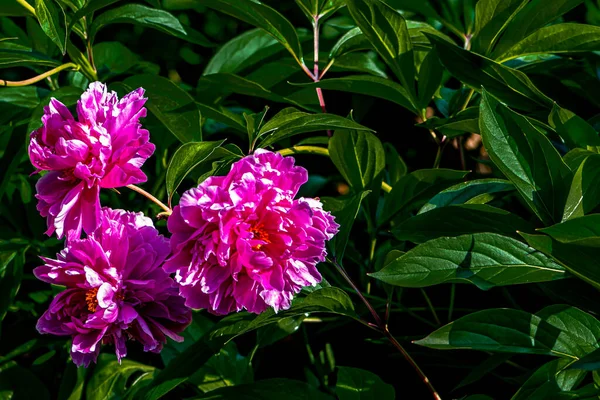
[29,82,155,239]
[35,208,191,367]
[164,149,339,315]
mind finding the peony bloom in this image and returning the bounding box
[164,149,339,315]
[29,82,155,239]
[35,208,191,367]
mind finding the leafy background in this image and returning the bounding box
[1,0,600,399]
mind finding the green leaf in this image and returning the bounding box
[121,75,202,143]
[549,103,600,149]
[198,73,310,111]
[0,86,46,108]
[0,46,60,69]
[417,107,480,138]
[417,49,443,108]
[332,52,388,78]
[335,366,395,400]
[257,108,372,148]
[196,102,247,133]
[191,342,254,394]
[346,0,416,101]
[539,215,600,247]
[292,75,414,112]
[479,90,571,225]
[204,29,280,75]
[563,155,600,221]
[68,0,120,34]
[430,35,552,111]
[0,361,50,400]
[520,232,600,290]
[371,233,565,289]
[86,355,155,400]
[499,23,600,62]
[384,143,406,185]
[471,0,528,55]
[256,316,305,348]
[329,27,370,59]
[195,0,303,65]
[329,130,385,191]
[151,288,357,389]
[193,378,332,399]
[165,140,226,205]
[295,0,345,20]
[57,362,89,400]
[35,0,67,54]
[569,348,600,371]
[490,0,586,59]
[419,178,515,213]
[406,20,456,50]
[393,204,534,243]
[415,304,600,359]
[378,169,468,226]
[0,248,24,326]
[512,358,585,400]
[322,191,371,263]
[90,4,212,46]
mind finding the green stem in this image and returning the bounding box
[420,289,441,326]
[447,284,456,322]
[126,184,172,215]
[0,63,79,87]
[16,0,35,15]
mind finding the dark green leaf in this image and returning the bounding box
[191,342,254,394]
[196,0,303,64]
[0,86,46,108]
[549,103,600,149]
[417,49,443,108]
[393,204,534,243]
[329,130,384,191]
[332,52,388,78]
[499,23,600,62]
[256,316,305,348]
[419,178,514,213]
[417,107,480,137]
[196,102,247,133]
[198,73,310,110]
[35,0,67,54]
[371,233,565,289]
[512,358,585,399]
[378,169,468,225]
[122,75,202,143]
[166,140,226,204]
[480,90,571,225]
[335,366,395,400]
[204,29,284,75]
[90,4,212,46]
[471,0,528,55]
[322,191,371,262]
[569,348,600,371]
[257,108,372,148]
[520,232,600,290]
[539,215,600,247]
[295,0,345,20]
[193,378,332,399]
[563,155,600,221]
[292,75,414,112]
[0,46,60,69]
[329,27,370,59]
[346,0,416,101]
[490,0,586,59]
[0,248,24,326]
[151,288,357,389]
[430,35,552,111]
[0,361,50,400]
[86,355,154,400]
[68,0,120,33]
[384,142,406,185]
[415,305,600,358]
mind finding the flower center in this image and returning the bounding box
[85,287,99,313]
[250,224,271,250]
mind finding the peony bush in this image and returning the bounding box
[2,0,600,399]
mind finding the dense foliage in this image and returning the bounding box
[2,0,600,398]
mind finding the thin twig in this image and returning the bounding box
[0,63,79,87]
[328,257,442,399]
[126,184,172,215]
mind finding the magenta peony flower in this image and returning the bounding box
[35,208,191,367]
[29,82,155,239]
[164,149,339,315]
